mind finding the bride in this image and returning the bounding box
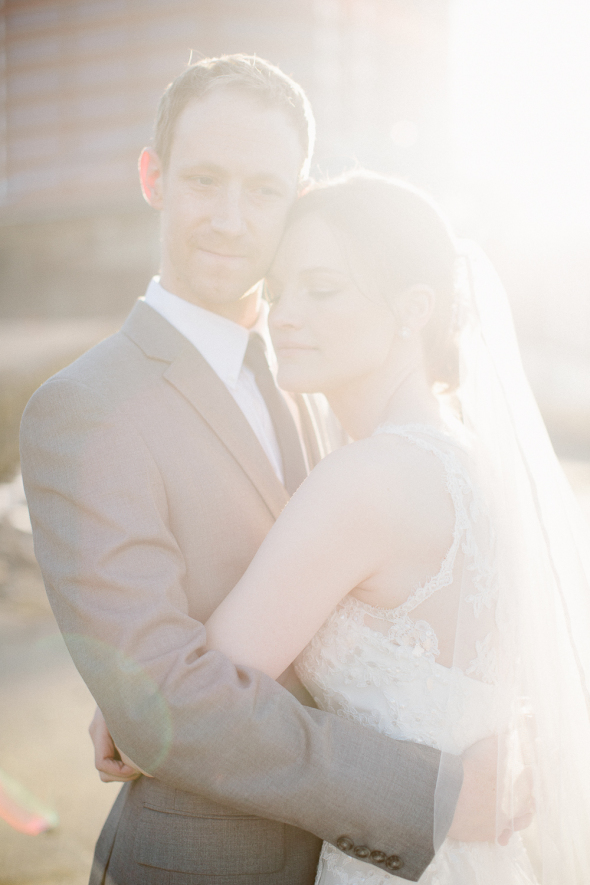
[97,173,590,883]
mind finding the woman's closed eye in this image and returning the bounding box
[307,286,342,299]
[303,272,348,299]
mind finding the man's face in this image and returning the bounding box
[141,88,303,319]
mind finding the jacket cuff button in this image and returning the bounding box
[385,854,403,871]
[336,836,354,853]
[354,846,370,858]
[370,850,387,863]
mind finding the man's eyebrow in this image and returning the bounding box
[179,162,225,174]
[177,165,290,189]
[247,172,291,188]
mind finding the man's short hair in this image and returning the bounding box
[154,54,315,178]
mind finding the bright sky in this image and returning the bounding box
[450,0,590,238]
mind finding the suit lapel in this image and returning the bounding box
[122,302,289,519]
[164,345,289,519]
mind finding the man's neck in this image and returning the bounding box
[158,275,261,328]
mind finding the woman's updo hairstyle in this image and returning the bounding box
[285,171,460,392]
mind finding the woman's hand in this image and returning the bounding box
[447,735,534,844]
[88,706,145,783]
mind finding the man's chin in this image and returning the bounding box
[182,277,262,320]
[196,262,263,297]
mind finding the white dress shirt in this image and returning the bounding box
[143,277,287,482]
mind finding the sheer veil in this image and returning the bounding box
[433,240,590,881]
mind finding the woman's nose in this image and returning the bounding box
[269,289,304,330]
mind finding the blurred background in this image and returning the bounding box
[0,1,589,883]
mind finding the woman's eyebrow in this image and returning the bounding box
[300,266,349,277]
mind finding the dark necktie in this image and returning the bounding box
[244,334,307,495]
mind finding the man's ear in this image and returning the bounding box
[139,147,164,209]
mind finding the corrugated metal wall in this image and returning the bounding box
[0,0,449,315]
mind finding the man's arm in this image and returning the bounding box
[91,707,530,846]
[21,376,461,881]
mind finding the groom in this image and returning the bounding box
[21,56,502,885]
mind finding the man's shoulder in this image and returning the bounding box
[20,304,179,438]
[31,301,181,402]
[28,326,137,405]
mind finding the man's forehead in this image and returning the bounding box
[170,88,303,177]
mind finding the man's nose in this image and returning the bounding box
[210,185,246,236]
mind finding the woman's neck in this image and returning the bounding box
[325,358,441,441]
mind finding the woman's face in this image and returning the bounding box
[268,213,399,394]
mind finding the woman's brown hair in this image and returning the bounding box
[286,172,460,391]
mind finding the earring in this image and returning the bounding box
[399,326,411,340]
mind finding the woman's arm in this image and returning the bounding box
[206,441,393,677]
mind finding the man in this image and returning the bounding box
[20,56,511,885]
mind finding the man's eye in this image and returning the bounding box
[255,186,281,198]
[193,176,215,186]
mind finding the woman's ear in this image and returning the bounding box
[138,147,164,209]
[395,285,436,335]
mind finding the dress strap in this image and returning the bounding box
[372,423,470,614]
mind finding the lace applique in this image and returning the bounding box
[463,526,498,618]
[345,596,440,660]
[465,631,498,684]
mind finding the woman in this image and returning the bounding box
[98,173,590,883]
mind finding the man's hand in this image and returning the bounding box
[89,707,144,783]
[447,735,534,844]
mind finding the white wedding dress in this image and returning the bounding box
[295,425,539,885]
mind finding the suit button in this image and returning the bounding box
[354,845,370,858]
[386,854,403,871]
[370,850,387,863]
[336,836,354,853]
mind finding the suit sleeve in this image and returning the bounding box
[20,376,462,882]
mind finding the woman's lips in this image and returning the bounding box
[274,343,316,357]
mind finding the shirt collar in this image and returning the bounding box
[142,277,273,388]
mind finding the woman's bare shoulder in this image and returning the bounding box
[296,432,451,528]
[311,431,445,483]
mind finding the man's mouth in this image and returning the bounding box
[198,248,248,261]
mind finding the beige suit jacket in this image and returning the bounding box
[20,301,461,883]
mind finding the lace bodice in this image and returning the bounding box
[295,426,536,884]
